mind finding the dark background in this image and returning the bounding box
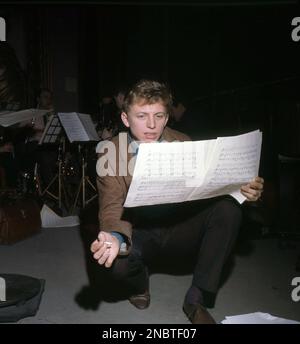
[1,2,299,110]
[1,1,300,231]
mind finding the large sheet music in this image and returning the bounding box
[124,130,262,207]
[0,109,51,127]
[58,112,99,142]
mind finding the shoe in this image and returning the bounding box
[183,301,216,324]
[128,290,150,310]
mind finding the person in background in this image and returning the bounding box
[0,128,19,188]
[168,95,187,131]
[16,88,54,188]
[97,83,127,140]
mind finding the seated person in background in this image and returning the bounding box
[90,79,264,324]
[0,128,19,188]
[22,87,53,141]
[168,94,188,131]
[97,83,127,140]
[16,88,54,186]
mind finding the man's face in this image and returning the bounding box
[121,101,169,142]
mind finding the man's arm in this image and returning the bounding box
[91,140,133,267]
[97,174,133,245]
[91,173,132,268]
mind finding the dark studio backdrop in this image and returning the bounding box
[1,1,300,231]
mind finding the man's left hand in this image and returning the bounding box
[241,176,264,202]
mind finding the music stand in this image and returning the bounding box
[57,112,100,213]
[38,113,61,145]
[70,143,98,214]
[35,114,70,212]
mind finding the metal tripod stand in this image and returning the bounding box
[71,143,97,214]
[34,137,70,211]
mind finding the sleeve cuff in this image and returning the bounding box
[111,231,126,245]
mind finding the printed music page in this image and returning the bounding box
[124,141,207,207]
[58,112,89,142]
[58,112,99,142]
[188,130,262,203]
[124,130,262,207]
[0,109,50,127]
[78,113,100,141]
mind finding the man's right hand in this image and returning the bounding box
[90,231,120,268]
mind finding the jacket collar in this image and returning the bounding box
[127,131,165,156]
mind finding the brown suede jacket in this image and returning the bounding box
[96,126,190,253]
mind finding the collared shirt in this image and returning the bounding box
[127,132,165,156]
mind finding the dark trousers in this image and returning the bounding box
[105,197,242,296]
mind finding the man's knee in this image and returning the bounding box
[103,257,129,281]
[211,198,243,230]
[106,252,143,282]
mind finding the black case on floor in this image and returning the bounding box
[0,274,45,323]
